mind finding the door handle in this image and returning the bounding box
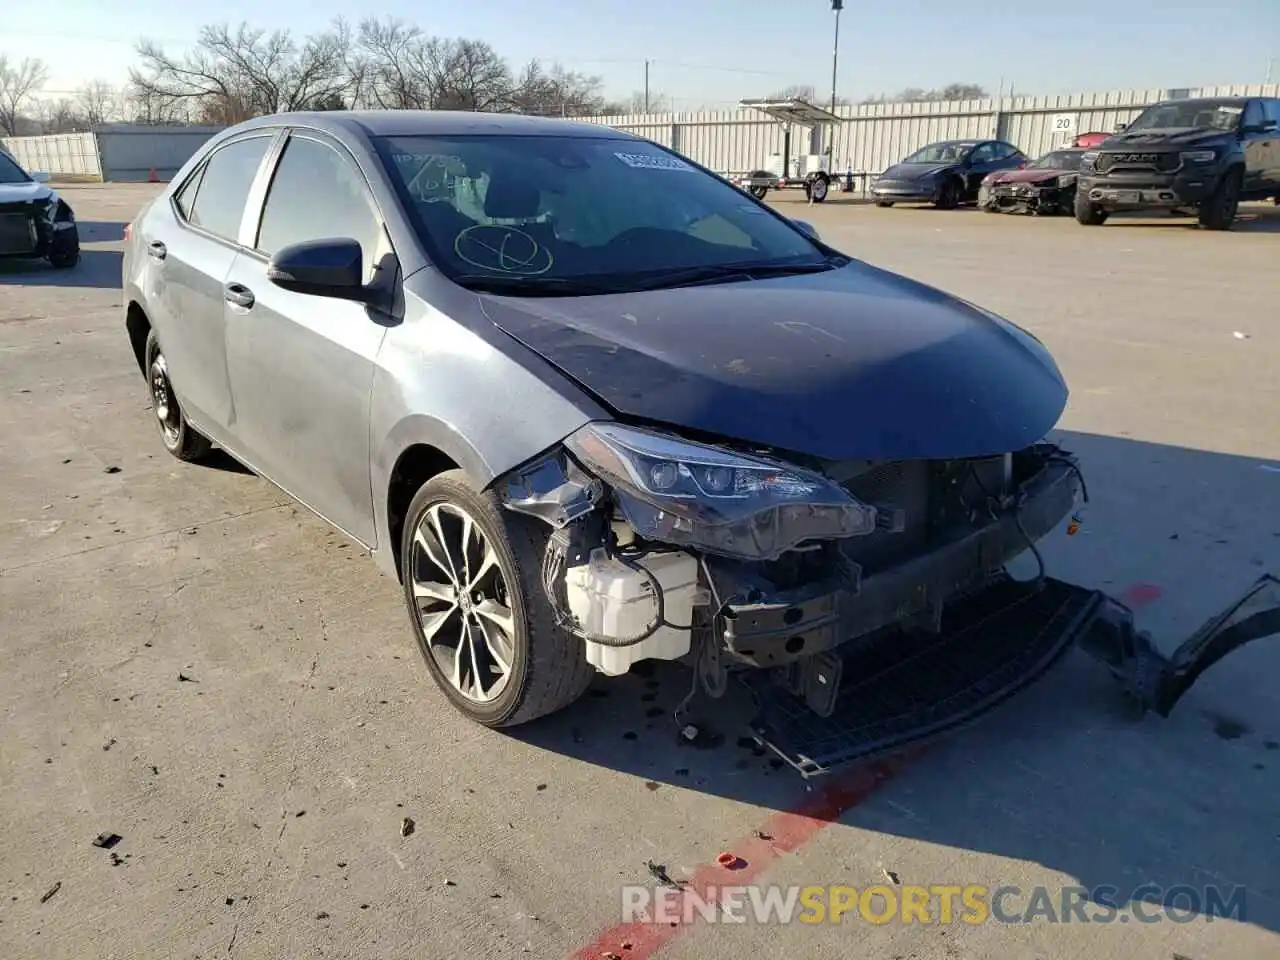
[147,241,167,261]
[223,283,255,309]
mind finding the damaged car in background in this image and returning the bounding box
[978,146,1088,215]
[121,111,1280,778]
[0,149,80,269]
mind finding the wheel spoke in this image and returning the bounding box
[473,598,515,638]
[458,513,475,584]
[420,604,458,644]
[468,540,499,591]
[415,518,454,584]
[473,615,513,675]
[464,622,486,700]
[412,578,456,605]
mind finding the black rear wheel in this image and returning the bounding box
[748,185,768,200]
[874,200,894,208]
[144,330,211,461]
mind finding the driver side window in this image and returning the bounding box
[968,143,996,163]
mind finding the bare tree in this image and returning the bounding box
[765,84,848,107]
[0,55,50,136]
[33,97,88,134]
[75,80,121,126]
[510,60,608,116]
[123,84,190,125]
[130,22,353,125]
[861,83,989,105]
[600,90,672,115]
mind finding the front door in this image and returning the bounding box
[1240,100,1270,197]
[223,133,394,544]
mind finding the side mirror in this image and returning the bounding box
[791,218,820,241]
[1113,122,1128,133]
[267,238,371,302]
[30,171,51,183]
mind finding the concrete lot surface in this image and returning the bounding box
[2,183,1279,960]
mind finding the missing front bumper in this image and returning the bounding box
[746,573,1280,778]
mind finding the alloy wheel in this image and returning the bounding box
[409,502,516,703]
[150,353,181,448]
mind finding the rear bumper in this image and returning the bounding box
[711,457,1081,669]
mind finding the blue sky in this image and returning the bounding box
[3,0,1276,109]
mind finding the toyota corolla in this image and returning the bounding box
[121,111,1278,776]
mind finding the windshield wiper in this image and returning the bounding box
[627,257,845,292]
[453,274,622,297]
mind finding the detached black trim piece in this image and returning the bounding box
[747,576,1104,777]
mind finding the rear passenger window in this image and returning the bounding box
[1263,100,1280,127]
[1241,101,1265,131]
[256,136,383,281]
[173,166,204,221]
[187,137,271,243]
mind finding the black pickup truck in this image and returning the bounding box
[1075,95,1280,230]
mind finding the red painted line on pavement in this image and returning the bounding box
[570,580,1163,960]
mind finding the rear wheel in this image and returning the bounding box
[748,185,768,200]
[808,175,829,203]
[145,330,211,461]
[1197,169,1241,230]
[874,200,894,208]
[400,470,593,727]
[1074,190,1108,225]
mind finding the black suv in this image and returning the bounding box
[1074,96,1280,230]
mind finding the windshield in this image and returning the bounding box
[375,135,830,294]
[1030,150,1083,171]
[1125,100,1243,132]
[0,152,32,184]
[901,142,975,164]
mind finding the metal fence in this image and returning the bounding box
[4,83,1277,184]
[1,131,102,180]
[584,83,1280,181]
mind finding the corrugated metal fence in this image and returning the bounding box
[586,83,1280,179]
[1,126,222,182]
[3,83,1277,183]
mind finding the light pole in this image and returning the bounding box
[830,0,843,114]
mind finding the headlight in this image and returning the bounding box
[563,422,877,561]
[1079,151,1099,170]
[1179,150,1216,163]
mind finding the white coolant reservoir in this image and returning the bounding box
[565,549,699,676]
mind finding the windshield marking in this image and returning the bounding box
[454,225,555,275]
[614,152,694,171]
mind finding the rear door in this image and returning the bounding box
[144,133,277,434]
[222,131,394,544]
[1261,99,1280,193]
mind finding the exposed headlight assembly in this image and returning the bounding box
[1079,151,1099,170]
[564,422,877,561]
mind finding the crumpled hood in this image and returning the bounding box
[879,162,957,182]
[0,181,55,205]
[1101,128,1233,150]
[988,168,1072,185]
[479,261,1068,462]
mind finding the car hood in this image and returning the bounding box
[988,168,1071,185]
[0,181,55,205]
[879,162,958,182]
[1101,128,1232,149]
[478,261,1068,462]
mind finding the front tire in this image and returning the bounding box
[933,178,960,210]
[874,200,894,208]
[1197,169,1241,230]
[748,185,768,200]
[400,470,593,727]
[144,330,211,461]
[808,175,829,203]
[48,227,80,269]
[1074,190,1108,225]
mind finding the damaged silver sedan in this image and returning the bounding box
[121,110,1280,776]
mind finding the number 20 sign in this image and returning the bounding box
[1051,114,1077,133]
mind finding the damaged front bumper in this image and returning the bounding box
[709,456,1080,669]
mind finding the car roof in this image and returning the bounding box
[1154,96,1250,107]
[232,110,640,140]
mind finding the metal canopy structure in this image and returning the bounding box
[738,98,843,127]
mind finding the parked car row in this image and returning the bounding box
[869,95,1280,230]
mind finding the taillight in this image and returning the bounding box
[123,222,132,241]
